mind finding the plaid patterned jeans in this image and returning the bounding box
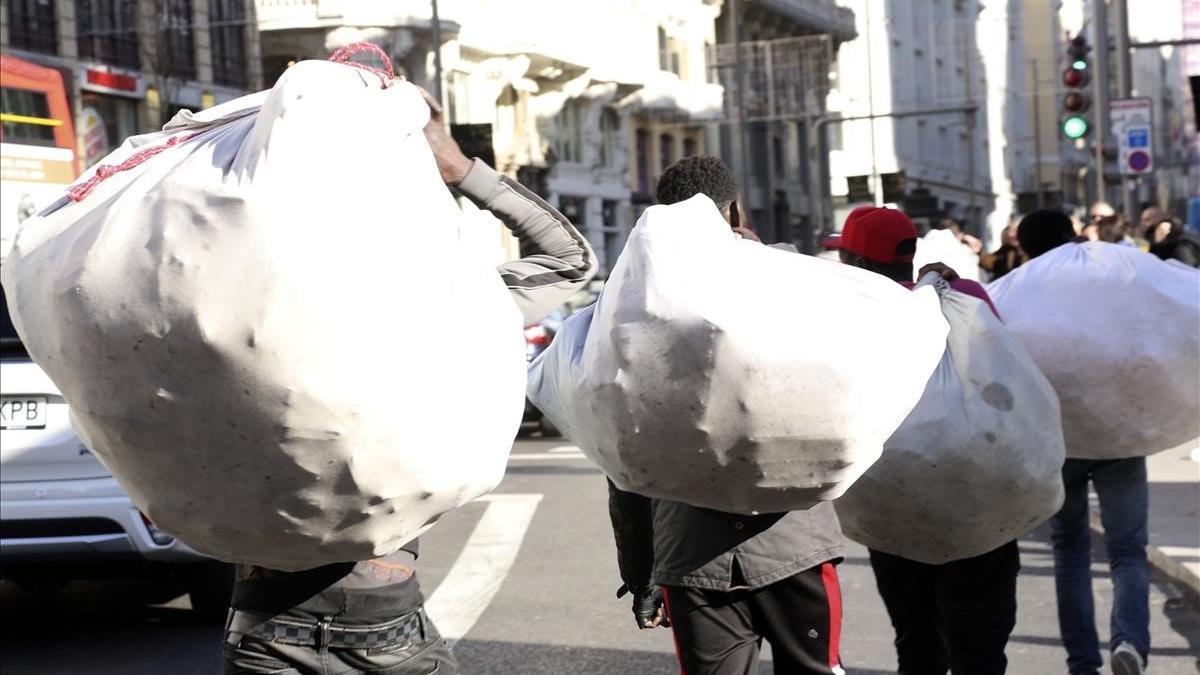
[224,607,459,674]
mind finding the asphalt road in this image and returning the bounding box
[2,437,1198,674]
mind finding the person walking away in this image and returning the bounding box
[979,220,1026,280]
[608,156,846,675]
[223,88,596,674]
[834,206,1019,675]
[1146,215,1200,267]
[1017,208,1150,675]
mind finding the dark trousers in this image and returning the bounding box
[662,562,842,675]
[869,541,1020,675]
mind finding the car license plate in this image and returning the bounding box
[0,396,49,430]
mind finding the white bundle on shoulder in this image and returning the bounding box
[987,242,1200,459]
[529,195,949,514]
[1,52,526,570]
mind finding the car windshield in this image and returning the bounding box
[0,275,27,358]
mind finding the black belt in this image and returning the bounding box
[225,608,425,649]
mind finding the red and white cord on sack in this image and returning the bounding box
[328,42,395,87]
[67,133,198,202]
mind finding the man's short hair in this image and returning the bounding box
[1018,209,1076,259]
[656,156,738,209]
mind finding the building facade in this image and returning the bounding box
[2,0,263,167]
[710,0,857,248]
[827,0,1013,242]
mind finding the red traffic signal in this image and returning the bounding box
[1063,92,1090,113]
[1062,66,1089,88]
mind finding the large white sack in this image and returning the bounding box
[1,60,526,571]
[528,195,949,514]
[914,229,982,282]
[987,242,1200,459]
[836,277,1065,563]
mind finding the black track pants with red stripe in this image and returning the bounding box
[662,562,843,675]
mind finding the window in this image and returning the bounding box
[76,0,140,69]
[659,133,675,171]
[657,26,680,75]
[658,27,670,72]
[772,135,785,176]
[683,136,697,158]
[160,0,196,79]
[603,230,623,275]
[556,100,583,163]
[0,87,56,146]
[599,107,620,167]
[7,0,58,54]
[558,196,587,230]
[602,200,619,228]
[635,128,651,195]
[80,92,139,166]
[209,0,248,88]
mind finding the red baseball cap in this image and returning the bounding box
[840,206,918,264]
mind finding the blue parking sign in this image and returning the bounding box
[1127,127,1149,148]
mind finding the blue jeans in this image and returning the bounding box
[1050,457,1150,675]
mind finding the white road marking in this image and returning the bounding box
[548,445,580,453]
[425,493,543,645]
[507,452,588,461]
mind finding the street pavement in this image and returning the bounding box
[1,436,1198,674]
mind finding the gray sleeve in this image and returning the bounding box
[456,159,597,324]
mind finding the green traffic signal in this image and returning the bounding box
[1072,59,1088,70]
[1063,115,1089,139]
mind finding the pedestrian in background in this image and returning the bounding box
[1146,215,1200,267]
[608,156,846,675]
[1016,209,1151,675]
[836,206,1019,675]
[980,220,1026,280]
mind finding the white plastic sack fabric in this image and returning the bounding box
[1,60,526,571]
[987,242,1200,459]
[528,195,949,514]
[914,229,982,282]
[836,278,1066,563]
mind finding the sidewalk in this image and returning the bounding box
[1089,442,1200,600]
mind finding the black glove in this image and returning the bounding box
[616,583,670,629]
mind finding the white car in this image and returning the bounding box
[0,283,232,620]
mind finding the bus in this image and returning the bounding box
[0,55,79,261]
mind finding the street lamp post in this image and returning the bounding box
[431,0,444,103]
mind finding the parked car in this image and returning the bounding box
[522,280,604,437]
[0,280,233,621]
[523,308,565,436]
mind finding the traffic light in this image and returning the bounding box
[1062,34,1091,139]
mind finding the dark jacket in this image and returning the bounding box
[1150,230,1200,267]
[608,480,844,592]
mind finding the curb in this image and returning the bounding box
[1089,511,1200,605]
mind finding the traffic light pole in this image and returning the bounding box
[1091,0,1111,206]
[1113,0,1137,224]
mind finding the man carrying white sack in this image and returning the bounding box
[607,156,847,675]
[1016,209,1149,675]
[224,90,596,674]
[833,206,1020,675]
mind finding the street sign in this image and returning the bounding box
[1109,98,1153,176]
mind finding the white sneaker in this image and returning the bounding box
[1111,642,1145,675]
